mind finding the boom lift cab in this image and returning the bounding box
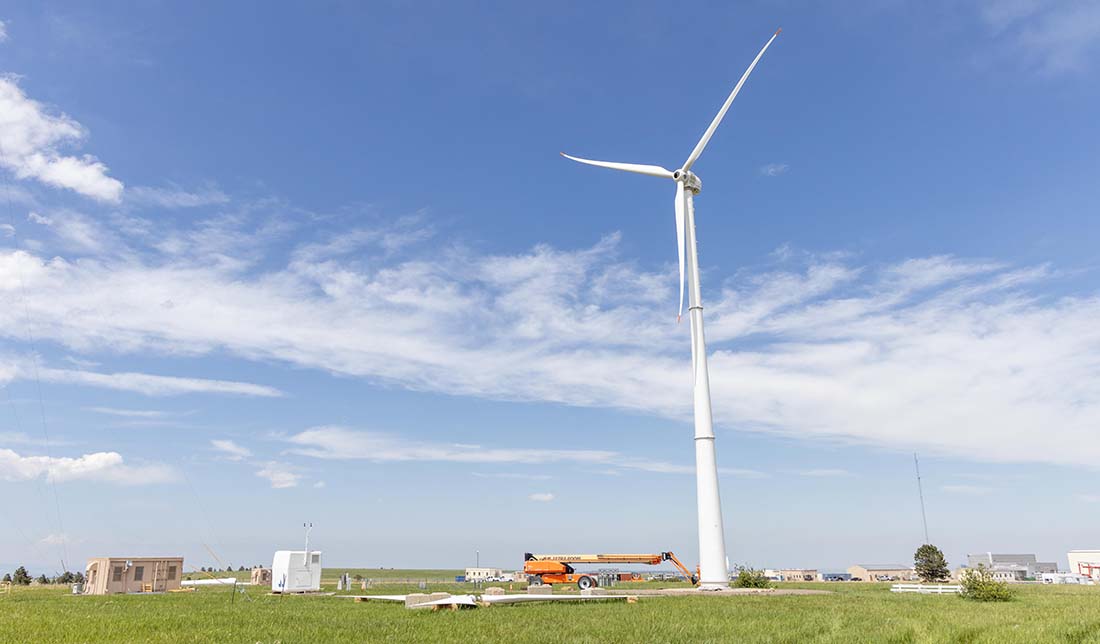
[523,552,698,589]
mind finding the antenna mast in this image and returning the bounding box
[914,454,930,544]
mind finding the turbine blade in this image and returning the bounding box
[560,152,675,179]
[675,181,686,323]
[682,28,781,171]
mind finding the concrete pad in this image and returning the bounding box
[580,588,608,596]
[484,587,506,595]
[527,584,553,595]
[404,593,430,608]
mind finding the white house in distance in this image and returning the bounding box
[963,553,1057,581]
[465,567,503,581]
[272,550,322,593]
[1068,551,1100,579]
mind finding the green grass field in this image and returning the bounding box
[3,576,1099,643]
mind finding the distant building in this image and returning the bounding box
[250,567,272,585]
[465,567,503,581]
[1067,551,1100,580]
[847,564,917,582]
[963,553,1057,581]
[777,568,818,582]
[84,557,183,595]
[820,572,852,582]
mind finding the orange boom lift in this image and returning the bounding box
[523,552,698,589]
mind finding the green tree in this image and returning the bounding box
[914,544,950,582]
[2,573,11,583]
[35,574,49,584]
[12,567,32,585]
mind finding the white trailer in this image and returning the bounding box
[271,550,322,593]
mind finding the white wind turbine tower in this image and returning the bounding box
[561,29,781,590]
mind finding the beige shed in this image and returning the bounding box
[84,557,184,594]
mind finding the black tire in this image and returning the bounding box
[577,576,595,590]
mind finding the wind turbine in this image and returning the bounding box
[561,29,781,591]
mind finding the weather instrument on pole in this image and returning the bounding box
[560,29,781,590]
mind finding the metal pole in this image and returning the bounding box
[914,454,929,544]
[476,550,479,568]
[685,192,728,590]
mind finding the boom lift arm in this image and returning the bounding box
[523,552,699,589]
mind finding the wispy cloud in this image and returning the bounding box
[0,77,122,201]
[941,484,995,496]
[528,492,554,502]
[23,363,282,398]
[286,426,760,478]
[211,439,251,462]
[255,462,301,489]
[0,448,177,484]
[0,19,8,43]
[4,213,1100,469]
[87,407,167,419]
[472,472,552,480]
[798,468,854,478]
[126,185,230,209]
[976,0,1100,74]
[760,163,789,177]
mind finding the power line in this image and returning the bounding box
[914,453,930,545]
[2,170,69,572]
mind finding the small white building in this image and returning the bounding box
[465,567,503,581]
[272,550,322,593]
[1042,572,1093,585]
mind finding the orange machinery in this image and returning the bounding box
[523,552,698,589]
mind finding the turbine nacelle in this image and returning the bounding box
[672,170,701,194]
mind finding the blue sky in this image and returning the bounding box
[2,1,1099,576]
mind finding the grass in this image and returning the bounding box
[3,578,1099,643]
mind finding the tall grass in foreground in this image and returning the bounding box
[1,582,1098,643]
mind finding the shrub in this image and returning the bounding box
[731,568,772,589]
[959,565,1014,602]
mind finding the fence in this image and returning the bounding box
[890,584,961,594]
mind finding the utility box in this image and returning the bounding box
[271,550,322,593]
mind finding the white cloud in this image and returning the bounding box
[126,185,229,209]
[86,407,167,418]
[313,480,326,489]
[0,448,177,484]
[3,218,1100,470]
[760,163,789,176]
[38,533,79,546]
[0,76,123,201]
[977,1,1100,74]
[0,19,7,43]
[211,439,251,462]
[286,426,760,478]
[26,209,112,253]
[528,492,554,502]
[472,472,552,481]
[33,365,282,397]
[255,462,301,489]
[287,426,618,465]
[1077,494,1099,504]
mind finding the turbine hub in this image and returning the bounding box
[673,170,702,194]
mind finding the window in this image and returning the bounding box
[312,554,320,565]
[168,566,177,580]
[134,566,144,581]
[112,566,123,582]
